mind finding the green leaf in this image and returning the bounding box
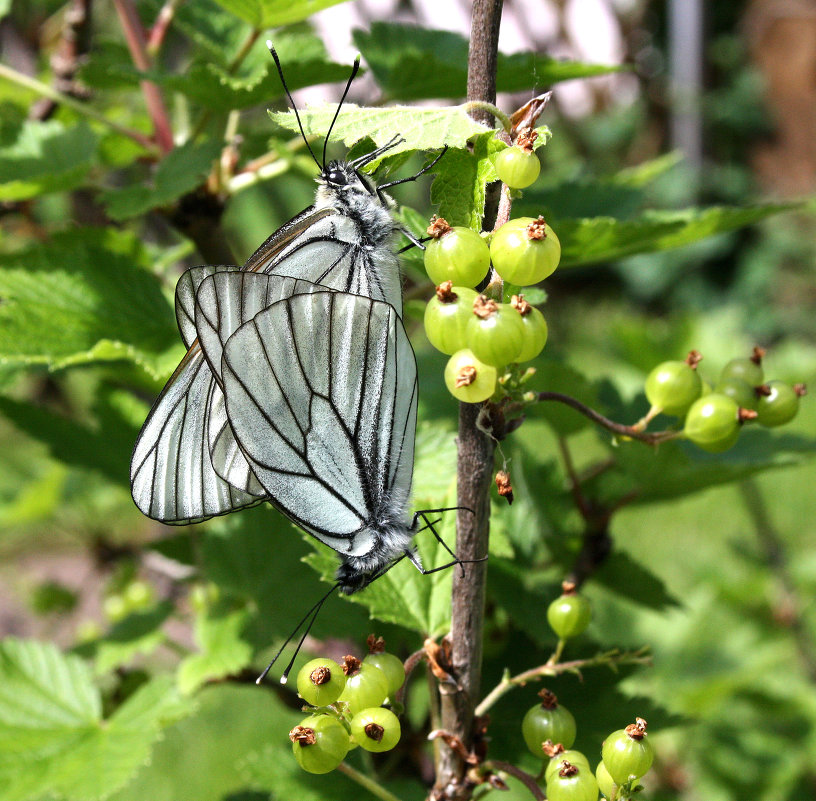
[353,23,623,101]
[555,203,803,268]
[528,359,600,436]
[270,104,490,155]
[177,605,253,694]
[0,228,178,379]
[155,31,352,111]
[109,684,340,801]
[594,550,681,611]
[213,0,351,28]
[0,120,97,201]
[91,603,174,675]
[102,141,221,220]
[0,389,140,488]
[0,638,192,801]
[430,130,502,229]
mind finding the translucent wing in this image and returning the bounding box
[131,194,402,524]
[220,291,417,557]
[130,347,265,523]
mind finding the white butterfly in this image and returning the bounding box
[131,48,451,596]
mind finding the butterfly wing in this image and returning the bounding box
[219,291,417,557]
[175,264,243,348]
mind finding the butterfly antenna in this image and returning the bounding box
[323,54,362,170]
[267,41,321,172]
[255,581,340,685]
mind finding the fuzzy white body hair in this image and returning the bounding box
[334,487,418,594]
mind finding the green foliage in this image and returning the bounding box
[0,4,813,801]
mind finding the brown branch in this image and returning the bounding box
[433,3,504,800]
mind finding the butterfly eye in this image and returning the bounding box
[326,166,349,186]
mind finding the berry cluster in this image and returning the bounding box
[424,216,559,403]
[523,694,655,801]
[289,637,405,774]
[643,348,806,453]
[421,127,557,403]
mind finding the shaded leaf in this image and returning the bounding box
[0,228,178,379]
[0,120,97,201]
[90,603,175,675]
[555,203,803,268]
[177,605,253,694]
[102,141,221,220]
[354,23,623,101]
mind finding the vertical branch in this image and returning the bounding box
[433,2,503,799]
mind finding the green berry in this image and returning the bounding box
[512,295,548,362]
[720,355,763,387]
[595,760,618,799]
[684,393,741,453]
[546,762,600,801]
[715,377,758,410]
[424,219,490,287]
[490,216,561,286]
[363,653,405,697]
[337,657,389,715]
[296,658,346,706]
[545,750,591,784]
[601,719,654,785]
[424,284,478,355]
[466,295,525,367]
[645,356,703,416]
[350,707,401,753]
[290,715,349,774]
[756,381,803,427]
[521,690,576,757]
[444,349,497,403]
[494,145,541,189]
[103,594,128,623]
[547,589,591,639]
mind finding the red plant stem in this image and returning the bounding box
[113,0,174,153]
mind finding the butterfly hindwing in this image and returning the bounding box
[220,291,417,558]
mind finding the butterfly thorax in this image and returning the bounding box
[315,161,396,249]
[334,490,415,595]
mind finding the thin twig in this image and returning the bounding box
[474,648,652,718]
[146,0,183,57]
[113,0,174,152]
[0,62,157,152]
[485,761,546,801]
[336,762,405,801]
[536,392,681,445]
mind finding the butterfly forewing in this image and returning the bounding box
[220,291,417,557]
[175,265,244,349]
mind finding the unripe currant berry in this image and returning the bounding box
[490,216,561,286]
[644,351,703,416]
[424,282,478,355]
[466,295,525,367]
[521,689,577,757]
[363,635,405,697]
[494,129,541,189]
[424,216,490,287]
[444,348,497,403]
[543,743,591,783]
[547,581,592,639]
[714,376,758,411]
[683,393,742,453]
[720,346,765,387]
[595,760,618,800]
[350,707,401,752]
[296,658,346,706]
[289,715,349,774]
[336,655,389,715]
[756,381,806,427]
[546,760,600,801]
[601,717,654,785]
[510,295,548,362]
